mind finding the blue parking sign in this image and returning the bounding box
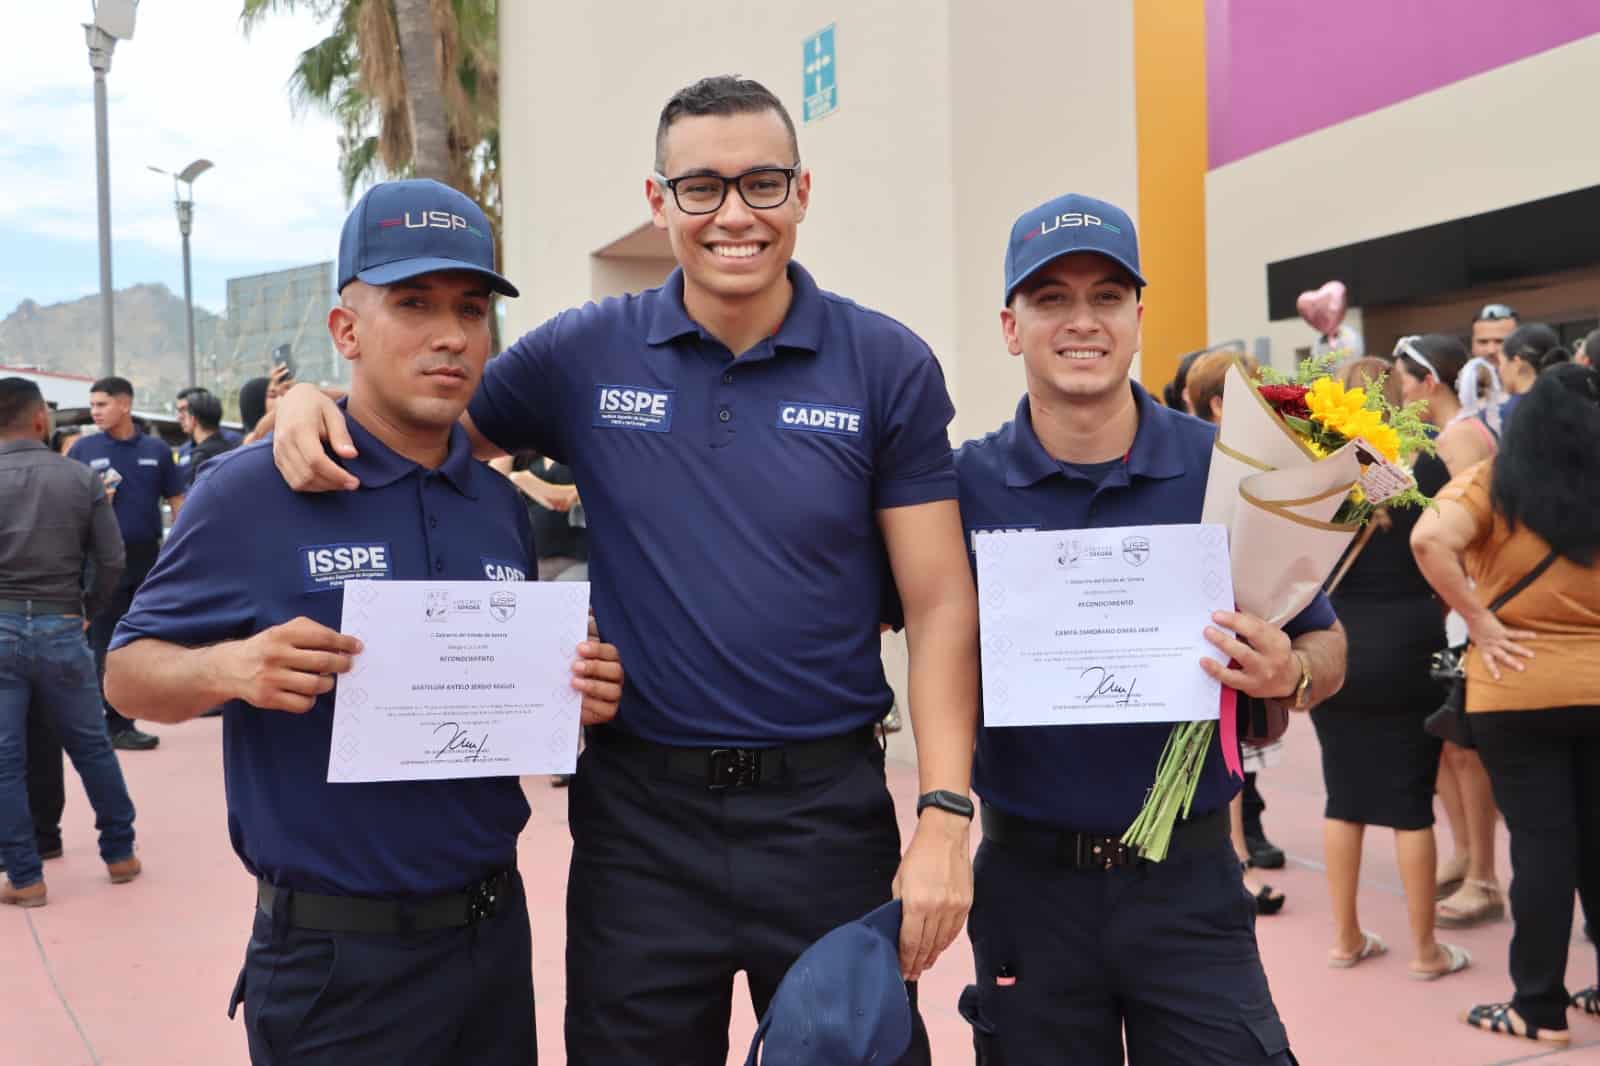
[803,25,837,123]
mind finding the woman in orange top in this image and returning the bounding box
[1411,364,1600,1047]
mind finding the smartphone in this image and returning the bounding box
[101,466,123,491]
[272,344,296,381]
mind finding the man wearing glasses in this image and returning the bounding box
[1471,303,1518,364]
[267,75,977,1066]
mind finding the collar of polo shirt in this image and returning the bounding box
[1001,382,1189,489]
[644,261,827,358]
[337,399,481,499]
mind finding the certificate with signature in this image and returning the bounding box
[975,525,1234,727]
[327,579,590,782]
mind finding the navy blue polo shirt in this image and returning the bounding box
[468,262,956,745]
[69,430,185,546]
[111,409,537,898]
[955,384,1339,833]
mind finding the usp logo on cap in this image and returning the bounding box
[1004,192,1144,304]
[337,178,518,297]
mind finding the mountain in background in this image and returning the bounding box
[0,285,228,412]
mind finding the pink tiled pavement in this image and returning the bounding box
[6,716,1598,1065]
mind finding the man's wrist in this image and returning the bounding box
[916,789,974,831]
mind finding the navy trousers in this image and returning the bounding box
[962,830,1297,1065]
[563,729,931,1066]
[229,871,535,1065]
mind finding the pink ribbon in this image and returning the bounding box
[1219,685,1243,780]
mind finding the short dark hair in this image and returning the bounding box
[90,376,133,398]
[176,386,205,403]
[1491,363,1600,565]
[187,389,223,430]
[654,76,799,173]
[0,377,45,433]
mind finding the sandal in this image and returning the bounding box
[1462,1002,1569,1045]
[1436,879,1505,928]
[1409,942,1471,981]
[1329,931,1386,969]
[1435,856,1467,901]
[1251,883,1286,916]
[1242,858,1285,916]
[1572,985,1600,1016]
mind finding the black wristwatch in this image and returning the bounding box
[916,789,975,820]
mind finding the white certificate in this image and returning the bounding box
[975,525,1234,727]
[328,579,590,782]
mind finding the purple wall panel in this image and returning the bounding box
[1207,1,1600,167]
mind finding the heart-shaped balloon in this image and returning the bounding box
[1296,281,1347,337]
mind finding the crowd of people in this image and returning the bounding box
[1177,306,1599,1047]
[2,70,1597,1066]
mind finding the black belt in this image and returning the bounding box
[587,723,879,790]
[256,870,512,934]
[0,599,79,616]
[981,805,1228,870]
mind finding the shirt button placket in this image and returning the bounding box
[714,366,736,445]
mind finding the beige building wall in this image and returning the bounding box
[499,1,1139,751]
[1206,34,1600,363]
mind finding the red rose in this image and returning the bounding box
[1257,384,1311,420]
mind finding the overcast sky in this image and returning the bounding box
[0,2,352,316]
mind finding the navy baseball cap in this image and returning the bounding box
[337,178,518,297]
[743,900,911,1066]
[1004,192,1145,304]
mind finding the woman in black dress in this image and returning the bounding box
[1313,358,1469,978]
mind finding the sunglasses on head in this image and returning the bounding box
[1475,303,1517,322]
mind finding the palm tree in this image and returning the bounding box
[241,0,503,343]
[239,1,499,219]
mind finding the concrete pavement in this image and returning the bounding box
[6,715,1598,1065]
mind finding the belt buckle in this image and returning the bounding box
[1073,834,1133,871]
[707,748,759,791]
[466,876,501,925]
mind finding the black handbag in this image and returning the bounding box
[1424,549,1560,747]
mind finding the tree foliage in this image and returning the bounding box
[239,0,500,235]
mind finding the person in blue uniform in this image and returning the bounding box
[954,194,1348,1066]
[267,76,979,1066]
[68,376,185,751]
[102,180,625,1066]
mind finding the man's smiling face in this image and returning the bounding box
[648,109,808,308]
[1002,253,1143,407]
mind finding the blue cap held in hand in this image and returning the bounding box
[1003,192,1144,304]
[337,178,518,297]
[743,899,912,1066]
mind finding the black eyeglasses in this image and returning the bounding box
[651,165,801,215]
[1475,303,1517,322]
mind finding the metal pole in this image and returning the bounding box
[177,199,196,387]
[85,24,117,379]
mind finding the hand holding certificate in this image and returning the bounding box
[329,579,591,783]
[975,524,1234,727]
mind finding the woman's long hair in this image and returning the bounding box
[1491,363,1600,565]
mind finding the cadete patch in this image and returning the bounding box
[481,557,528,582]
[776,402,864,437]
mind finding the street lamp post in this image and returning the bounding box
[84,0,138,379]
[149,160,214,388]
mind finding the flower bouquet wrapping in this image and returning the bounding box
[1121,357,1432,860]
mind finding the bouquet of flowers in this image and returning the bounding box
[1122,356,1433,860]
